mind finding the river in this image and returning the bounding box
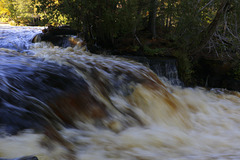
[1,24,240,160]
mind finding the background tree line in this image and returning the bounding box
[1,0,240,84]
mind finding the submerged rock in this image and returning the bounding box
[0,156,38,160]
[0,51,106,135]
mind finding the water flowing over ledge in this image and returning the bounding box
[1,26,240,160]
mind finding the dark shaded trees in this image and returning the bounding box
[2,0,239,56]
[193,0,231,54]
[148,0,158,38]
[1,0,240,83]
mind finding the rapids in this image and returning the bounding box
[1,24,240,160]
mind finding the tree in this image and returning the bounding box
[148,0,158,38]
[0,0,11,17]
[0,0,39,25]
[193,0,231,54]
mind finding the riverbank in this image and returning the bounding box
[2,25,240,160]
[86,38,240,91]
[30,25,240,91]
[0,22,10,25]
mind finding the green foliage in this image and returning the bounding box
[143,46,167,56]
[36,0,146,46]
[0,0,10,16]
[232,63,240,80]
[0,0,39,25]
[0,17,9,22]
[1,0,240,85]
[173,50,194,85]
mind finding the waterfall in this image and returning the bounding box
[121,56,183,86]
[0,25,42,51]
[148,57,183,86]
[1,25,240,160]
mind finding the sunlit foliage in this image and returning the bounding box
[1,0,240,84]
[0,0,10,16]
[0,0,239,57]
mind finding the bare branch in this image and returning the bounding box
[234,10,238,35]
[192,0,230,54]
[135,34,143,47]
[198,0,215,13]
[226,25,240,40]
[212,39,219,57]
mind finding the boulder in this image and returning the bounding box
[32,25,79,47]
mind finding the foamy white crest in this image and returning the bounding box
[1,31,240,159]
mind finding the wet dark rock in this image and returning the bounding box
[195,58,240,91]
[0,52,106,135]
[42,25,78,35]
[32,25,78,47]
[32,33,72,47]
[0,156,38,160]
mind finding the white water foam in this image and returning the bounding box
[1,26,240,160]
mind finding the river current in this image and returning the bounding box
[1,24,240,160]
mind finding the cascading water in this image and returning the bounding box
[1,24,240,160]
[0,24,43,51]
[148,58,183,86]
[120,56,183,86]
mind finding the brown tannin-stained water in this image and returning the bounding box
[1,25,240,160]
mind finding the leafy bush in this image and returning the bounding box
[143,46,167,56]
[173,50,194,85]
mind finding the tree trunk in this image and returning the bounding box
[192,0,230,54]
[148,0,158,39]
[159,0,165,29]
[133,0,145,35]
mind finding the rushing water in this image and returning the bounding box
[1,24,240,160]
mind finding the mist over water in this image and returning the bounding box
[1,25,240,160]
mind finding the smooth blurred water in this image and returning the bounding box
[0,24,42,51]
[1,25,240,160]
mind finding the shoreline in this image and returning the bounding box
[0,22,10,26]
[0,21,9,24]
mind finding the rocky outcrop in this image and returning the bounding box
[32,26,79,47]
[194,57,240,91]
[0,52,106,135]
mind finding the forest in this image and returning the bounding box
[0,0,240,85]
